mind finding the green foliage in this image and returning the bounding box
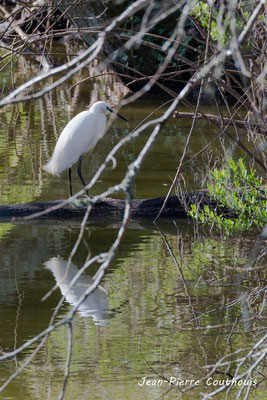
[189,159,267,235]
[190,1,222,42]
[190,1,246,45]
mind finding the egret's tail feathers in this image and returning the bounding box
[43,160,62,175]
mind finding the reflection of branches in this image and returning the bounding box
[201,333,267,400]
[0,194,131,394]
[158,224,267,398]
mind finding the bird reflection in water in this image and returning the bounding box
[45,256,109,325]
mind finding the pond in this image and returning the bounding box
[0,51,266,400]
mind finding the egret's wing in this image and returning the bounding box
[44,111,106,175]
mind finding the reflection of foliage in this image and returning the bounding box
[189,159,267,235]
[0,223,14,239]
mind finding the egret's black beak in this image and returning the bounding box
[107,107,128,122]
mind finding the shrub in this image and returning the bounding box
[189,158,267,235]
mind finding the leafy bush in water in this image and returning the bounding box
[189,159,267,235]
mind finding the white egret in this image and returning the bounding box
[43,101,127,196]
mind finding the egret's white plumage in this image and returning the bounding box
[44,101,108,175]
[43,101,127,196]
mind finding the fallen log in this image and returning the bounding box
[0,192,227,221]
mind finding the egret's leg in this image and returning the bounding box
[77,156,89,196]
[68,168,73,197]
